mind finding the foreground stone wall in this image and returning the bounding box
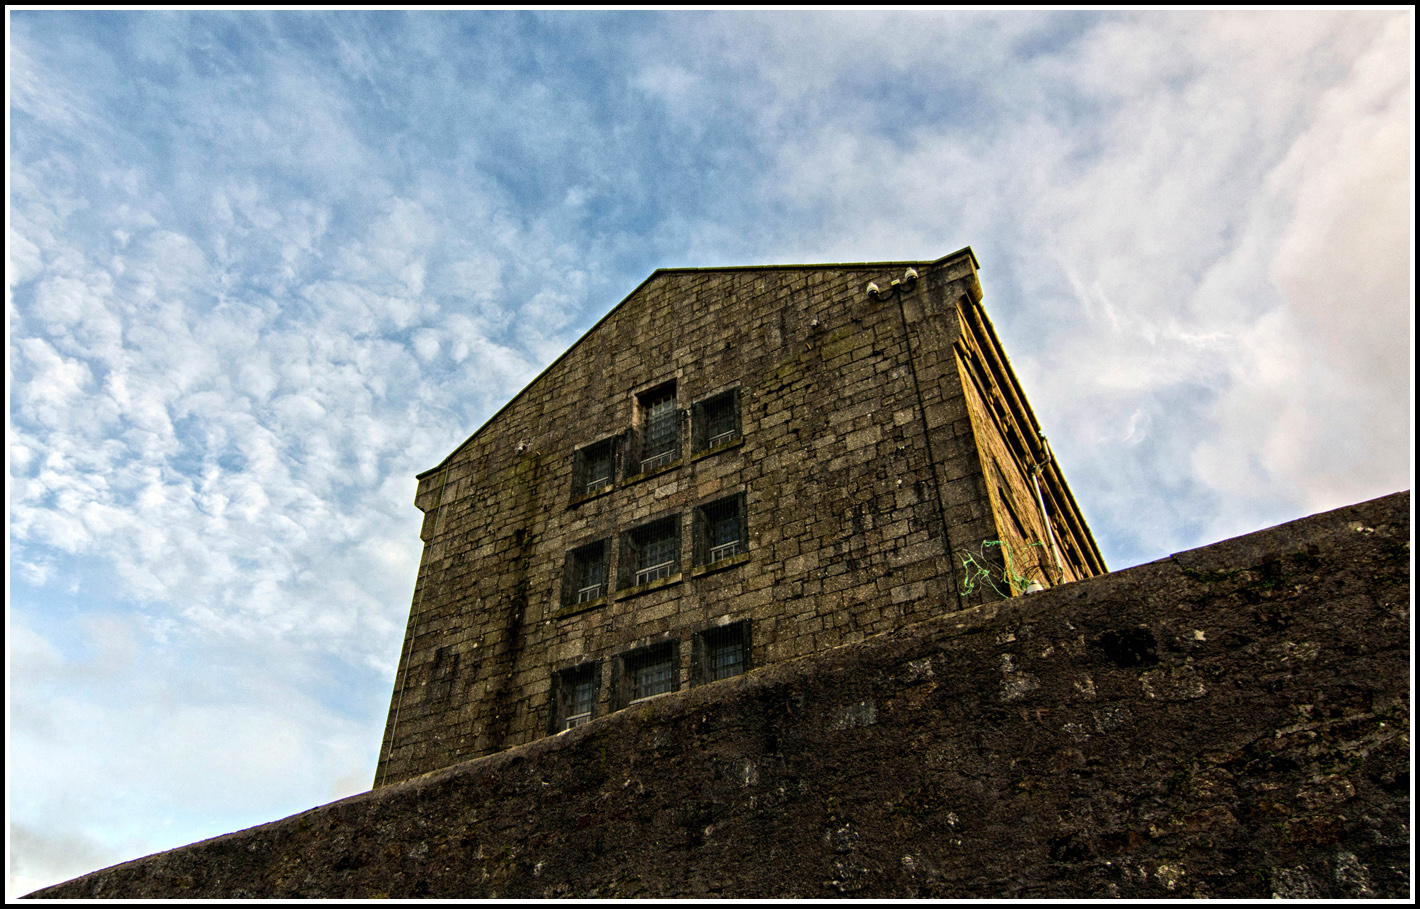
[31,491,1409,899]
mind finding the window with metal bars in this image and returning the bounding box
[692,621,751,686]
[549,662,599,733]
[563,539,609,606]
[694,493,746,566]
[614,642,678,708]
[571,437,618,499]
[621,516,680,588]
[637,384,679,471]
[692,389,740,453]
[631,654,675,701]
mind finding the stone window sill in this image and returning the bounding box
[568,486,614,508]
[691,551,750,578]
[624,459,683,486]
[554,596,608,619]
[691,436,745,462]
[615,572,683,600]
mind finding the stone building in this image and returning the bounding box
[374,247,1105,786]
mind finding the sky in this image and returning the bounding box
[6,9,1412,896]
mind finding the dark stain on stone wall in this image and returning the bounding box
[476,453,541,755]
[1095,626,1160,668]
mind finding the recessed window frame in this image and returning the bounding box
[694,492,748,567]
[562,538,611,609]
[692,620,752,686]
[620,513,682,590]
[571,436,620,501]
[630,380,680,476]
[692,387,742,454]
[548,661,601,734]
[612,641,679,709]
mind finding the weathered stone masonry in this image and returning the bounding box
[30,491,1410,899]
[374,248,1105,785]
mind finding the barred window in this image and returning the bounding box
[694,493,747,566]
[566,675,597,726]
[631,651,675,701]
[621,516,680,588]
[549,663,599,733]
[707,632,744,680]
[692,389,740,453]
[615,642,678,708]
[693,621,751,686]
[563,540,609,606]
[571,437,618,499]
[638,384,679,471]
[585,445,614,492]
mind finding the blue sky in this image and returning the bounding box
[7,10,1412,895]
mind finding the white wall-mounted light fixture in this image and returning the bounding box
[866,268,920,301]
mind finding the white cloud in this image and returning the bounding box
[1269,14,1411,386]
[9,617,376,897]
[8,33,99,132]
[1194,13,1412,532]
[16,337,94,425]
[9,824,122,900]
[411,327,441,362]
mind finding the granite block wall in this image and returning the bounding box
[375,250,1103,785]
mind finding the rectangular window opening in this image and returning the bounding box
[573,437,618,498]
[623,516,680,588]
[550,663,600,733]
[638,383,679,471]
[693,621,751,686]
[617,642,678,708]
[695,494,746,566]
[564,539,610,606]
[693,389,740,454]
[585,449,614,493]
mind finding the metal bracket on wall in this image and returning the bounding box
[866,267,919,301]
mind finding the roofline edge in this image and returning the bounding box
[414,248,980,482]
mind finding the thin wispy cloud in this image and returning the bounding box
[8,10,1411,897]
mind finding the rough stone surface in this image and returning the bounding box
[376,250,1105,785]
[29,491,1409,899]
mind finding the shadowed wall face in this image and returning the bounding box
[33,491,1408,899]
